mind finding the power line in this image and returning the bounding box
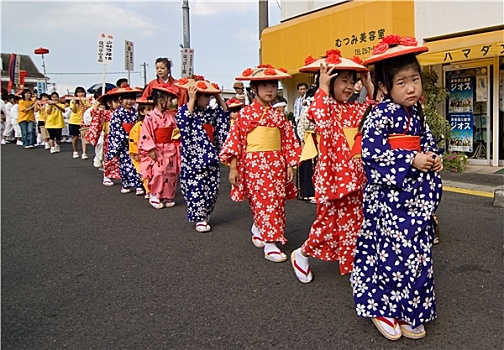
[46,71,142,75]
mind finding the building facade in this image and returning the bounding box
[262,0,504,166]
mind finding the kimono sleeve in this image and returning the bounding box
[212,106,230,154]
[219,111,244,164]
[279,111,301,167]
[85,109,104,146]
[309,88,332,133]
[106,112,125,160]
[139,115,157,154]
[128,123,141,156]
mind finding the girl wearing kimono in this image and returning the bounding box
[219,65,301,263]
[175,76,229,232]
[129,97,154,200]
[85,90,121,186]
[106,87,144,195]
[138,86,181,209]
[350,35,443,341]
[290,52,374,283]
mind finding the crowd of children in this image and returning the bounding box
[1,37,444,342]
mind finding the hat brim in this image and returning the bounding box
[299,57,368,73]
[363,45,429,65]
[176,81,221,94]
[152,86,180,97]
[106,88,143,96]
[235,68,291,81]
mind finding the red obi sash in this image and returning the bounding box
[122,123,135,135]
[349,133,421,159]
[203,123,215,144]
[154,127,175,143]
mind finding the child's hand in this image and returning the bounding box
[319,64,338,94]
[188,85,198,100]
[360,72,374,98]
[229,168,239,185]
[149,149,157,161]
[412,152,435,172]
[286,167,294,182]
[131,154,140,162]
[427,152,443,172]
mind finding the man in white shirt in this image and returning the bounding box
[292,82,308,141]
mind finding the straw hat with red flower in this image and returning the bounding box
[226,97,243,109]
[235,64,291,81]
[363,35,428,65]
[175,75,221,94]
[152,84,180,98]
[299,49,368,73]
[135,96,154,105]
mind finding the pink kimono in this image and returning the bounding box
[138,107,180,200]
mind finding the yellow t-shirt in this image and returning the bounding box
[36,103,48,123]
[18,100,36,123]
[45,103,65,129]
[69,99,91,125]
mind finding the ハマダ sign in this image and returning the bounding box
[181,48,194,78]
[125,40,134,71]
[97,33,114,64]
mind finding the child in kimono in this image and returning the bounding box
[106,86,144,195]
[129,97,154,200]
[86,90,121,186]
[175,76,229,232]
[138,86,181,209]
[220,65,301,263]
[350,35,443,341]
[290,52,374,283]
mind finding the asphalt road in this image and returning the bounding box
[2,143,503,350]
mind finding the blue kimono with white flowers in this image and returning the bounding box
[107,105,143,189]
[175,104,230,222]
[351,97,443,328]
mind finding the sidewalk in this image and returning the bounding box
[442,164,504,194]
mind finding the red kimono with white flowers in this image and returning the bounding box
[86,109,120,180]
[220,101,301,244]
[302,88,370,274]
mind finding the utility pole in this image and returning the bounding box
[182,0,191,48]
[140,62,148,87]
[258,0,269,63]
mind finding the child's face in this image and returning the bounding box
[230,111,239,120]
[389,67,422,108]
[142,105,153,114]
[331,71,355,102]
[51,94,59,102]
[76,90,86,97]
[196,94,211,109]
[156,62,169,79]
[108,99,120,110]
[255,82,278,105]
[121,96,135,109]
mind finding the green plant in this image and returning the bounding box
[286,111,294,121]
[442,151,468,173]
[422,70,451,148]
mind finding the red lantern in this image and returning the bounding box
[34,47,49,55]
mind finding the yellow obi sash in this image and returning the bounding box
[299,130,320,162]
[103,121,110,134]
[343,127,358,149]
[246,126,281,152]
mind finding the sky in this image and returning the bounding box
[1,0,281,95]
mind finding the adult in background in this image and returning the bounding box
[292,82,308,140]
[18,89,37,148]
[141,57,187,107]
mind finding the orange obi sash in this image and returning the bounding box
[349,133,421,159]
[122,122,135,135]
[154,127,175,143]
[103,121,110,134]
[203,123,215,143]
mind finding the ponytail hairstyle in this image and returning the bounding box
[373,53,425,131]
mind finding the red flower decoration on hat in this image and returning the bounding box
[211,82,220,90]
[264,68,277,75]
[372,42,390,55]
[278,67,287,73]
[325,49,341,57]
[196,81,208,90]
[193,74,205,81]
[325,54,342,64]
[304,55,316,65]
[107,88,118,94]
[257,64,273,69]
[226,98,242,107]
[382,34,402,46]
[178,78,189,85]
[242,68,254,77]
[399,36,418,46]
[350,56,364,65]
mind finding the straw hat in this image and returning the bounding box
[105,86,143,96]
[299,49,368,73]
[135,96,154,105]
[235,64,291,81]
[363,35,428,65]
[233,81,244,89]
[152,84,180,98]
[226,97,243,109]
[175,75,221,94]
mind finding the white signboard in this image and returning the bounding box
[125,40,134,71]
[181,48,194,78]
[14,55,21,85]
[97,33,114,65]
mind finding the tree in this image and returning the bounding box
[422,70,451,151]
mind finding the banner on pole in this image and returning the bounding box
[181,48,194,78]
[125,40,134,71]
[14,55,21,85]
[97,33,114,65]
